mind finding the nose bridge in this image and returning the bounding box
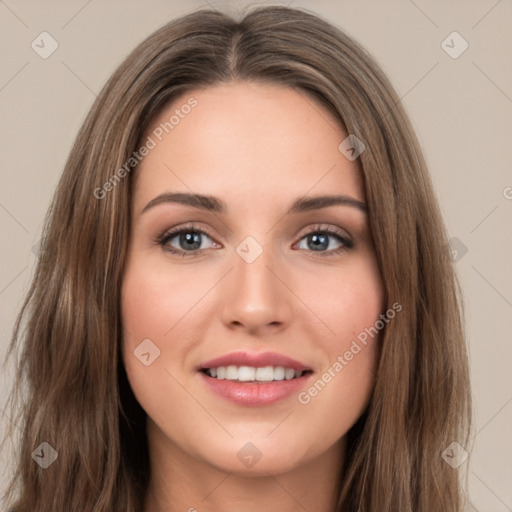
[220,234,291,331]
[236,238,275,295]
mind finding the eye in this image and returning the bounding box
[157,224,219,256]
[294,224,354,256]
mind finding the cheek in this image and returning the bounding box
[305,252,384,346]
[120,261,180,392]
[120,261,190,431]
[120,256,206,344]
[120,255,217,406]
[293,254,383,430]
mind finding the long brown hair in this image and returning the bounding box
[2,5,472,511]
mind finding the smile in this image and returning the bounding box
[197,351,314,406]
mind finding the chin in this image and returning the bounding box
[195,437,314,477]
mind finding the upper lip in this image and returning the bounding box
[197,351,313,372]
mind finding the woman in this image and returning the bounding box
[2,5,472,511]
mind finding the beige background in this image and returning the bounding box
[1,0,511,509]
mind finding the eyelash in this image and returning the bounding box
[156,223,354,258]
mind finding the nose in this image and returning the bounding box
[219,243,293,335]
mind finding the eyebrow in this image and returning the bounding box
[140,192,368,216]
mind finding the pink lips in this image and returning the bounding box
[197,351,313,407]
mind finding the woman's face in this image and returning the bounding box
[121,81,384,476]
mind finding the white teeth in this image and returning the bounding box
[235,366,255,381]
[205,365,306,382]
[255,366,274,381]
[225,365,238,380]
[273,366,285,380]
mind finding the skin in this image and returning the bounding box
[121,81,384,512]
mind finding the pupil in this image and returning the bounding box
[310,233,328,251]
[181,232,201,250]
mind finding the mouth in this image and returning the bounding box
[197,351,314,406]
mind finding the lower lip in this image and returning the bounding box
[199,371,313,406]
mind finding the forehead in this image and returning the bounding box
[133,81,364,211]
